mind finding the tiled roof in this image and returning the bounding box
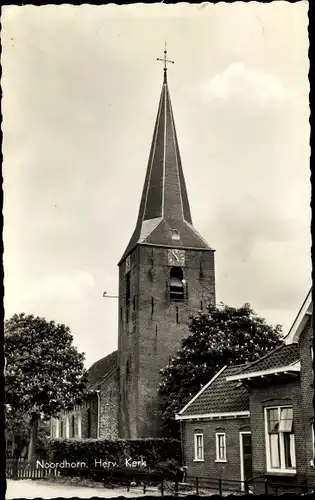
[86,350,118,389]
[180,365,249,417]
[87,365,118,392]
[119,75,213,264]
[235,344,300,376]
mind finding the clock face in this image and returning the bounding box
[168,249,185,266]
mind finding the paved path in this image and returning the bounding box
[5,479,160,499]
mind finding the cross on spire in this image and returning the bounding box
[157,42,174,83]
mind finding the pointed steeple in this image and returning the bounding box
[119,50,212,264]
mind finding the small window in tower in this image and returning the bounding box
[151,297,154,316]
[120,307,123,322]
[200,301,203,311]
[171,229,180,240]
[169,267,185,302]
[176,306,179,323]
[133,296,136,311]
[126,273,130,306]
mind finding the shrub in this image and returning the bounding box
[48,437,182,479]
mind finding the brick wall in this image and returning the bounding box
[182,417,250,483]
[80,397,98,439]
[299,316,315,483]
[98,369,119,439]
[118,244,215,439]
[248,379,301,483]
[247,315,314,488]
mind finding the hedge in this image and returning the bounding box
[47,438,182,478]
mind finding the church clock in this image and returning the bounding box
[168,249,185,266]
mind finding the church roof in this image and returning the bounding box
[119,64,213,264]
[87,350,118,389]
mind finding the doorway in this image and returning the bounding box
[240,432,252,491]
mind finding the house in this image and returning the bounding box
[176,289,314,493]
[51,52,216,440]
[175,364,251,490]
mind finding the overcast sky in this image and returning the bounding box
[2,2,310,368]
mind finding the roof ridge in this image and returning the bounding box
[238,342,286,372]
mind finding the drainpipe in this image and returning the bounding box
[179,419,187,482]
[96,390,100,438]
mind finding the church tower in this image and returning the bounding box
[118,50,215,439]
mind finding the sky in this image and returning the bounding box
[2,2,311,369]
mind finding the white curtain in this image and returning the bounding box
[270,434,280,468]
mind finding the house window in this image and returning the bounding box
[216,433,227,462]
[171,229,180,240]
[265,406,296,472]
[194,433,204,461]
[170,267,185,302]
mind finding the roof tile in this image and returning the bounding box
[236,344,299,375]
[181,365,249,416]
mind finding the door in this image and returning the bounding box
[240,432,253,490]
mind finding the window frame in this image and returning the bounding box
[194,432,204,462]
[215,432,227,462]
[171,229,180,240]
[264,405,296,474]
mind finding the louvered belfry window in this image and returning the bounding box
[169,267,184,301]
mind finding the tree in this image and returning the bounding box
[158,303,283,437]
[5,407,50,458]
[4,313,87,461]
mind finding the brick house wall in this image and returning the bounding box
[247,315,314,491]
[182,417,250,483]
[298,316,315,484]
[118,245,215,439]
[248,378,302,488]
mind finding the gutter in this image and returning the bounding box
[96,390,100,438]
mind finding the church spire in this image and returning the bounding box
[119,48,212,264]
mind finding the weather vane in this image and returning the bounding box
[157,42,174,82]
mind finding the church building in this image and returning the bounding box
[51,51,216,440]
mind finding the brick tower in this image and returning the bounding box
[118,50,216,439]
